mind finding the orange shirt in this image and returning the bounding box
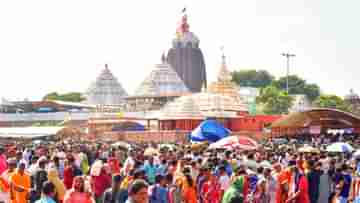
[183,186,197,203]
[10,171,31,203]
[276,170,291,203]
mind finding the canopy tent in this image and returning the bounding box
[326,142,354,153]
[0,127,64,139]
[111,121,145,131]
[271,108,360,136]
[190,119,231,143]
[208,136,259,150]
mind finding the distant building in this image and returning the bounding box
[85,64,128,106]
[345,89,360,115]
[238,87,260,105]
[289,94,312,113]
[166,10,207,92]
[0,98,22,113]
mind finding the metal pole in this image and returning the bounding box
[286,56,290,94]
[281,53,296,94]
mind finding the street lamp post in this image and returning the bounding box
[281,52,296,94]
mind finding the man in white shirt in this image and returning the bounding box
[218,165,230,199]
[123,151,135,176]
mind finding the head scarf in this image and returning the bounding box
[48,168,66,201]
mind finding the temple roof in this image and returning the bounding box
[160,95,204,119]
[158,92,248,120]
[208,52,243,101]
[85,64,128,105]
[134,59,190,97]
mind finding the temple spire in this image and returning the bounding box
[176,7,190,37]
[221,46,226,65]
[217,46,232,82]
[161,52,166,64]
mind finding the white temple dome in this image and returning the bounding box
[85,64,128,105]
[158,92,248,119]
[134,58,190,97]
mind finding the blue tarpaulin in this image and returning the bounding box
[112,122,145,131]
[190,119,231,143]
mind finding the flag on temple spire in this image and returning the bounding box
[182,7,186,13]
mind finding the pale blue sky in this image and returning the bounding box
[0,0,358,100]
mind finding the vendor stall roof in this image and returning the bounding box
[271,108,360,129]
[0,127,64,139]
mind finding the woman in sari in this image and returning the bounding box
[47,167,66,203]
[201,173,221,203]
[181,173,197,203]
[64,176,95,203]
[222,176,246,203]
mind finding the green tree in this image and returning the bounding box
[43,92,86,102]
[43,92,59,101]
[257,86,294,114]
[303,84,321,101]
[232,69,275,88]
[272,75,320,101]
[313,95,351,112]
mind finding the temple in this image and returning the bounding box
[125,55,190,111]
[167,10,207,92]
[208,51,241,98]
[157,92,248,130]
[84,64,128,106]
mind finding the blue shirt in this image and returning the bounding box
[214,164,233,177]
[340,174,352,198]
[35,196,56,203]
[149,185,168,203]
[156,164,167,176]
[143,163,157,184]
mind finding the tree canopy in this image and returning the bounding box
[231,70,320,101]
[272,75,320,101]
[232,70,274,88]
[43,92,86,102]
[256,86,294,114]
[313,95,351,112]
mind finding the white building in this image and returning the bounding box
[289,94,312,113]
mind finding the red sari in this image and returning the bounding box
[108,157,120,174]
[288,175,310,203]
[63,167,74,190]
[201,176,221,203]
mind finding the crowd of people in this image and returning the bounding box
[0,136,359,203]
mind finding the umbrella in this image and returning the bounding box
[326,142,354,153]
[190,120,231,143]
[112,141,131,149]
[208,136,258,150]
[298,146,320,153]
[144,147,159,156]
[353,150,360,158]
[159,144,177,151]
